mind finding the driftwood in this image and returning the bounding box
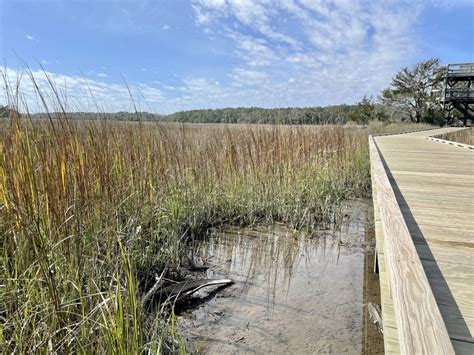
[160,278,233,304]
[142,269,167,307]
[368,302,383,334]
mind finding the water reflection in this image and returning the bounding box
[180,200,373,354]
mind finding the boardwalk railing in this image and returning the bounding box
[447,63,474,76]
[369,136,454,354]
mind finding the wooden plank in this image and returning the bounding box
[453,340,474,354]
[369,136,454,354]
[438,303,474,343]
[422,261,474,326]
[392,191,474,205]
[414,242,473,265]
[399,209,474,229]
[397,200,474,214]
[378,254,398,331]
[387,167,473,176]
[372,166,400,353]
[375,228,400,354]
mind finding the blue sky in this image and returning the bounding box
[1,0,473,113]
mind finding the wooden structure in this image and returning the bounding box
[443,63,474,126]
[370,128,474,354]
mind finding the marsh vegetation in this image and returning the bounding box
[437,128,473,145]
[0,73,433,352]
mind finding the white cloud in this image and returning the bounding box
[97,73,107,77]
[0,67,164,113]
[192,0,301,48]
[190,0,425,107]
[162,24,171,30]
[2,1,441,114]
[230,68,268,86]
[230,33,278,67]
[25,34,37,41]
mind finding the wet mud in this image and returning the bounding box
[178,199,383,354]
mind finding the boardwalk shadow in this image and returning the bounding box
[378,151,472,343]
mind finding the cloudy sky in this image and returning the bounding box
[1,0,473,113]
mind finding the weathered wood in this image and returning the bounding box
[372,167,400,353]
[142,268,167,306]
[369,136,455,354]
[377,249,400,354]
[160,278,233,303]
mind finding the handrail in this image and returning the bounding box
[369,136,454,354]
[447,63,474,75]
[448,62,474,66]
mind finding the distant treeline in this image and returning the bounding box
[1,58,458,126]
[24,103,392,125]
[165,105,363,124]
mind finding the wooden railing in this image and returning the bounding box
[447,63,474,76]
[369,136,454,354]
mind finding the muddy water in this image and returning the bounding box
[179,200,377,354]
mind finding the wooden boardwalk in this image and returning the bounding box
[370,127,473,354]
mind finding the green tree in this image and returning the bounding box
[347,95,377,124]
[0,105,19,118]
[382,58,445,123]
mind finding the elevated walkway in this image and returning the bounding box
[370,128,474,354]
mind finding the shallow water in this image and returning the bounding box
[179,200,375,354]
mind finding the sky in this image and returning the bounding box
[1,0,473,113]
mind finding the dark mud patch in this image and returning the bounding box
[178,199,382,354]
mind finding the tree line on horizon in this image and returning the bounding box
[1,58,453,125]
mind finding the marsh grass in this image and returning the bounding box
[437,128,474,145]
[0,70,432,352]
